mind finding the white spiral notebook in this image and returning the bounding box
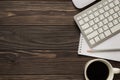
[78,33,120,62]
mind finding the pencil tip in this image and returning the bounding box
[87,50,92,52]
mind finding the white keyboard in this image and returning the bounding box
[74,0,120,48]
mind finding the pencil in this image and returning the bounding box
[87,49,120,53]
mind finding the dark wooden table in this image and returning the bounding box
[0,0,120,80]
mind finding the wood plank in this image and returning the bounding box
[0,1,79,25]
[0,75,83,80]
[0,25,79,49]
[0,59,86,75]
[0,75,120,80]
[0,49,93,75]
[0,50,91,62]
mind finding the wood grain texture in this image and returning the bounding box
[0,25,79,49]
[0,50,91,75]
[0,1,79,25]
[0,75,83,80]
[0,0,120,80]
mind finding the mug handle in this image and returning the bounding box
[113,68,120,74]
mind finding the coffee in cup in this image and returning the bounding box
[84,59,120,80]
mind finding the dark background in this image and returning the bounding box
[0,0,120,80]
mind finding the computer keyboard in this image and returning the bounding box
[74,0,120,48]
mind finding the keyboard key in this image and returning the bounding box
[114,0,119,5]
[89,14,94,19]
[98,4,103,8]
[103,25,109,30]
[87,31,98,39]
[87,10,92,14]
[114,6,119,12]
[93,24,98,30]
[99,15,104,20]
[113,13,118,19]
[110,24,120,33]
[118,11,120,16]
[94,17,99,23]
[109,3,115,8]
[79,20,84,25]
[108,16,113,21]
[103,1,108,6]
[94,36,100,42]
[77,16,82,20]
[99,8,105,14]
[108,0,113,2]
[109,9,115,14]
[93,7,97,11]
[108,22,114,28]
[98,22,103,27]
[104,6,110,11]
[81,23,89,30]
[118,17,120,22]
[84,17,89,22]
[113,20,118,25]
[104,12,109,17]
[94,11,99,17]
[104,30,111,37]
[84,28,93,35]
[82,13,87,17]
[90,39,95,45]
[103,19,108,24]
[99,33,105,40]
[98,28,103,33]
[89,20,94,26]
